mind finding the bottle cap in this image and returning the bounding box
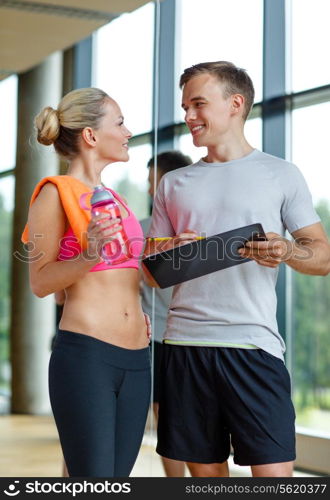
[90,185,114,206]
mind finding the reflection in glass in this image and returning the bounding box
[0,76,18,173]
[291,0,330,92]
[93,2,154,136]
[291,104,330,433]
[0,176,14,406]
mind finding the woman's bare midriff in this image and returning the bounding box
[59,268,148,349]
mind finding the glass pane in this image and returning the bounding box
[101,143,152,220]
[102,142,154,475]
[0,76,18,173]
[291,0,330,92]
[176,0,263,123]
[291,103,330,433]
[292,103,330,204]
[95,3,155,475]
[93,2,154,136]
[0,175,15,413]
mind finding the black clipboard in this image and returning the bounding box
[142,223,267,288]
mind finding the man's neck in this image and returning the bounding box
[203,139,254,164]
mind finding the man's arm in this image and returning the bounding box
[287,223,330,275]
[238,222,330,276]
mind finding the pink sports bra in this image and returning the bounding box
[58,188,144,272]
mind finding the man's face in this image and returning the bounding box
[181,73,235,148]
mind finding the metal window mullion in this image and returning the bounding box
[262,0,288,350]
[152,0,176,153]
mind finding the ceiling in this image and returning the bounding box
[0,0,152,81]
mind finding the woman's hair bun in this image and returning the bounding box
[35,106,60,145]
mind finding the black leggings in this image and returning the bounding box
[49,330,151,477]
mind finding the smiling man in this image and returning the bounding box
[144,61,330,477]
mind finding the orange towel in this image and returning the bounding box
[21,175,92,249]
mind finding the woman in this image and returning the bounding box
[22,88,151,477]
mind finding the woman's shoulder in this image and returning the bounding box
[28,177,70,221]
[29,180,65,218]
[34,175,76,190]
[22,177,69,244]
[31,175,90,203]
[36,180,61,200]
[29,176,62,205]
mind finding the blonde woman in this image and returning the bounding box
[22,88,151,477]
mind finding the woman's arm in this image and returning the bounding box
[28,183,99,297]
[28,182,121,297]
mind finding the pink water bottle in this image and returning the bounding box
[81,185,132,265]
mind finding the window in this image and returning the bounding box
[244,117,262,151]
[0,75,17,410]
[93,2,154,136]
[175,0,263,123]
[0,76,18,172]
[0,175,15,408]
[291,103,330,433]
[291,0,330,92]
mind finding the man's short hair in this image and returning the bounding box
[147,151,192,174]
[179,61,255,121]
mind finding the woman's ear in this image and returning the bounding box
[81,127,97,147]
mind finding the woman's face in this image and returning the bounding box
[94,99,132,163]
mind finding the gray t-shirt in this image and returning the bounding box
[140,217,173,343]
[148,149,320,359]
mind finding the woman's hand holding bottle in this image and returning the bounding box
[85,214,122,263]
[80,185,131,265]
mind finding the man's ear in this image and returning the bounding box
[231,94,245,116]
[81,127,97,147]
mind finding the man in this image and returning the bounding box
[143,61,330,477]
[140,151,191,477]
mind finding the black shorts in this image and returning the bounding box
[156,344,296,466]
[151,340,163,403]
